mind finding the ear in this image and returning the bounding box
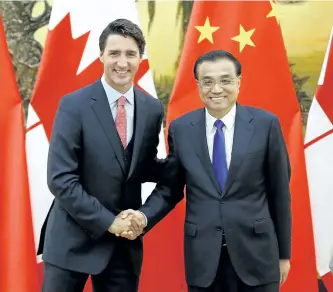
[236,76,241,89]
[99,53,104,63]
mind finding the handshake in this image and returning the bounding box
[108,209,146,240]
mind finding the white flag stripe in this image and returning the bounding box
[305,25,333,278]
[304,97,333,144]
[26,103,40,129]
[26,105,54,253]
[306,135,333,276]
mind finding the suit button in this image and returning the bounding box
[216,227,222,231]
[124,156,127,161]
[220,199,225,204]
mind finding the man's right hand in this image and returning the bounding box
[119,209,146,240]
[108,212,144,239]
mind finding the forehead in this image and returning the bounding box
[104,34,139,52]
[197,58,237,78]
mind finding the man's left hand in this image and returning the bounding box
[279,259,290,285]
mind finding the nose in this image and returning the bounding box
[116,55,128,68]
[211,82,223,93]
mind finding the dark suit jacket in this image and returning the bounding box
[140,103,291,288]
[43,80,164,276]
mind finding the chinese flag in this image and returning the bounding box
[0,15,39,292]
[167,1,318,291]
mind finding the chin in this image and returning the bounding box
[211,104,229,111]
[113,79,131,86]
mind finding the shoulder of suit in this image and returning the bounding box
[241,105,277,121]
[170,108,203,128]
[135,86,162,106]
[134,86,164,118]
[59,80,98,107]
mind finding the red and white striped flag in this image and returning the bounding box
[26,0,181,290]
[0,14,39,292]
[305,25,333,292]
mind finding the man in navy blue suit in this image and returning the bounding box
[122,50,292,292]
[42,19,163,292]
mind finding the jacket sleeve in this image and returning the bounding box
[139,122,185,232]
[47,95,116,240]
[266,116,292,259]
[140,100,166,183]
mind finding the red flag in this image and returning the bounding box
[305,26,333,291]
[0,15,39,292]
[167,1,317,291]
[26,1,180,291]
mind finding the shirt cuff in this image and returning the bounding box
[140,211,148,227]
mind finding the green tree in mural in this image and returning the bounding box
[290,63,312,125]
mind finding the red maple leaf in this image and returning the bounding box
[31,14,103,140]
[134,58,149,94]
[31,14,151,140]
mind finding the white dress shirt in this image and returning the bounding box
[101,75,134,145]
[205,103,237,169]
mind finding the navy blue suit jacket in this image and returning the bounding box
[140,104,291,288]
[43,80,164,275]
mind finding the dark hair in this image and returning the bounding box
[193,50,242,79]
[99,19,146,56]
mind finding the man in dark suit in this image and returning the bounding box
[42,19,163,292]
[122,50,292,292]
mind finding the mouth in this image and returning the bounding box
[209,96,227,102]
[114,69,129,76]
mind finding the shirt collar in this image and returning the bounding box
[205,103,237,132]
[101,74,134,105]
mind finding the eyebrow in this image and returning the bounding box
[107,50,138,54]
[126,50,138,54]
[203,74,232,79]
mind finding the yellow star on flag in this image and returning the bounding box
[231,25,255,53]
[267,0,280,25]
[194,17,220,44]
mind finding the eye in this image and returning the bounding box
[221,79,232,85]
[203,80,214,86]
[127,52,137,57]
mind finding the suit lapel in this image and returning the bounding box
[223,104,254,196]
[90,80,126,175]
[127,87,147,179]
[191,109,222,195]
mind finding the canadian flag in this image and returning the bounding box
[26,0,181,291]
[305,26,333,291]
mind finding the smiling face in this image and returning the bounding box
[99,34,142,93]
[196,58,240,119]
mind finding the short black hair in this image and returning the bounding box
[193,50,242,79]
[99,19,146,56]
